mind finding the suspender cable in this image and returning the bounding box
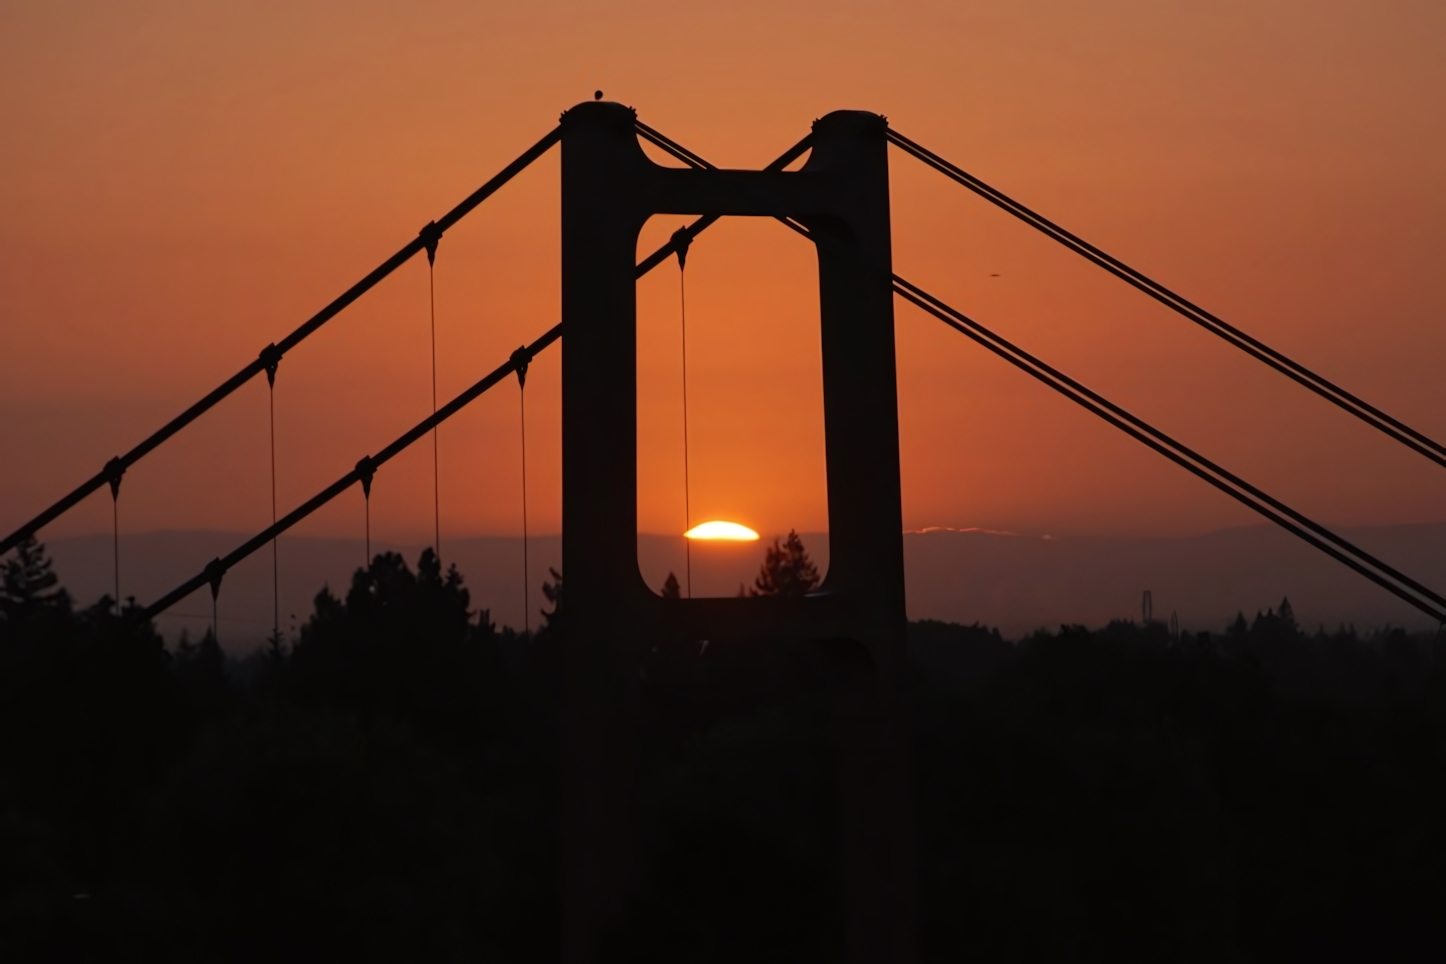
[104,457,123,614]
[111,492,119,615]
[672,227,695,598]
[269,380,278,639]
[358,456,375,569]
[681,260,691,598]
[423,225,442,562]
[885,128,1446,472]
[431,261,440,560]
[205,558,223,646]
[263,346,281,642]
[522,381,529,637]
[1,126,562,559]
[512,347,532,636]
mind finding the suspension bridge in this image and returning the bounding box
[3,99,1443,963]
[4,103,1442,628]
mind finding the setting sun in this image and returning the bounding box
[683,521,760,541]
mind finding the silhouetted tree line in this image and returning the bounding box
[2,534,1443,960]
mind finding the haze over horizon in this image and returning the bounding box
[35,521,1446,649]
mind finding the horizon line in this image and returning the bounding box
[21,518,1446,545]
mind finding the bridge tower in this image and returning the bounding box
[559,101,916,963]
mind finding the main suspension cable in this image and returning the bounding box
[633,120,1446,624]
[133,130,816,627]
[140,326,559,624]
[885,128,1446,472]
[1,126,562,559]
[891,277,1446,622]
[825,206,1446,620]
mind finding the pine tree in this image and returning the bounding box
[661,572,681,599]
[749,530,820,597]
[1278,596,1297,634]
[0,536,69,624]
[174,628,230,715]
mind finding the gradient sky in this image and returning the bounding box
[2,0,1443,552]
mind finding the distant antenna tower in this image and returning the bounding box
[1169,609,1179,644]
[1142,589,1153,623]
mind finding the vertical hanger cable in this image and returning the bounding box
[521,378,530,637]
[112,495,120,615]
[205,559,223,646]
[429,256,441,562]
[357,456,376,571]
[268,370,279,642]
[673,228,693,598]
[260,344,282,641]
[512,347,532,637]
[105,457,122,616]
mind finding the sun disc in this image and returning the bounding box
[684,520,759,541]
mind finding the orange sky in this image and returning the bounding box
[2,0,1444,551]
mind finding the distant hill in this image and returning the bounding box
[39,522,1446,651]
[900,522,1446,638]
